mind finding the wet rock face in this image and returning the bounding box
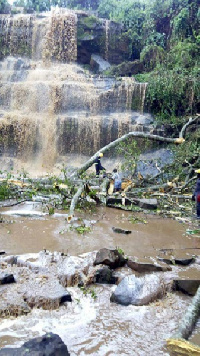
[127,258,171,273]
[109,60,144,77]
[0,55,153,160]
[77,14,130,65]
[0,333,70,356]
[110,274,167,306]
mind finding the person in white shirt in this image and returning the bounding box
[112,168,122,192]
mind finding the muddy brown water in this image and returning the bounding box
[1,202,200,258]
[0,202,200,355]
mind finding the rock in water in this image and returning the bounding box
[111,274,166,306]
[94,248,127,269]
[112,227,132,234]
[0,333,70,355]
[0,273,15,285]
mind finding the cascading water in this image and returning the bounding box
[42,9,77,63]
[0,9,150,172]
[105,19,110,61]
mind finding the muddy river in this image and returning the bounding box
[0,202,200,355]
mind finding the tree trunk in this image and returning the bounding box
[166,285,200,355]
[68,184,84,222]
[72,132,183,177]
[174,285,200,340]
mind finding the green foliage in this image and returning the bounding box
[128,215,147,224]
[186,229,200,236]
[0,182,12,201]
[116,246,125,256]
[80,286,97,299]
[166,40,199,69]
[145,63,199,121]
[140,45,165,71]
[169,129,200,180]
[72,224,91,234]
[134,72,151,82]
[48,206,55,215]
[116,138,147,174]
[88,189,97,197]
[171,7,191,42]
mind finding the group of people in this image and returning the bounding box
[93,153,200,219]
[94,153,122,192]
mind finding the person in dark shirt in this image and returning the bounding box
[192,169,200,219]
[94,152,105,177]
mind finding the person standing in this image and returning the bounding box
[192,169,200,219]
[112,168,122,192]
[94,152,105,177]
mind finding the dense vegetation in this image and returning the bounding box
[96,0,199,122]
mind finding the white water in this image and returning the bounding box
[0,286,190,355]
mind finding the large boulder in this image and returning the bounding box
[110,274,166,306]
[22,277,72,310]
[0,286,31,318]
[90,54,111,73]
[94,248,127,269]
[0,333,70,355]
[58,252,97,287]
[136,148,173,179]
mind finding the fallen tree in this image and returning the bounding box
[72,132,185,178]
[166,285,200,355]
[0,116,198,220]
[65,115,200,219]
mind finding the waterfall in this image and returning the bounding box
[140,82,147,114]
[0,15,33,59]
[0,12,152,172]
[105,20,110,61]
[0,10,77,63]
[131,82,148,113]
[42,9,77,63]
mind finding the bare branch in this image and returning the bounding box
[179,115,200,138]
